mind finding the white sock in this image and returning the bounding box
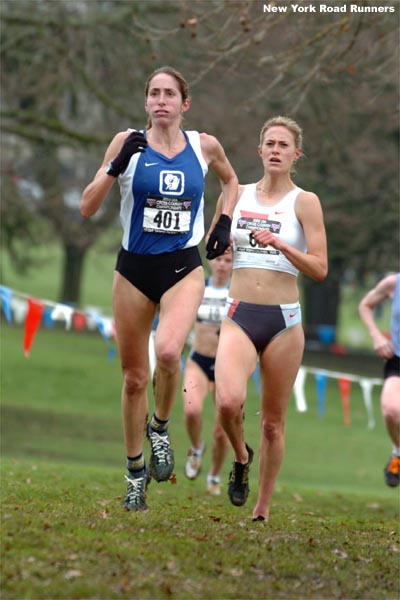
[192,442,205,456]
[207,474,220,484]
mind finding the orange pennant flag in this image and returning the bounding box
[338,377,351,427]
[23,298,44,357]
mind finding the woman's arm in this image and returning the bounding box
[80,131,130,218]
[253,191,328,282]
[359,274,396,359]
[200,133,238,218]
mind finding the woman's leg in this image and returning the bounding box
[253,324,304,521]
[215,318,257,464]
[209,421,231,477]
[112,272,156,458]
[381,376,400,448]
[154,266,205,420]
[183,358,209,450]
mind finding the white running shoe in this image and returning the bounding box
[206,475,221,496]
[185,443,205,480]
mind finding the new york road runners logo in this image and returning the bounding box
[159,170,185,195]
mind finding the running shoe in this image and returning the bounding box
[185,443,205,480]
[123,471,148,511]
[228,443,254,507]
[384,455,400,487]
[206,475,221,496]
[147,424,175,482]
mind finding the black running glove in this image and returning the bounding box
[206,214,232,259]
[107,131,147,177]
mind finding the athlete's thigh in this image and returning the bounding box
[112,271,157,369]
[183,358,210,411]
[381,376,400,415]
[157,266,205,352]
[260,324,304,418]
[215,318,258,403]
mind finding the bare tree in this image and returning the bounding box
[1,0,398,326]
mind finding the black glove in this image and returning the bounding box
[206,214,232,259]
[108,131,147,176]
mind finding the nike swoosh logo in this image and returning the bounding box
[275,211,286,215]
[289,313,296,318]
[175,266,187,273]
[145,162,158,167]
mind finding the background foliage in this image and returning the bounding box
[1,0,399,327]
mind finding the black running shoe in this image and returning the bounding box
[123,470,148,511]
[384,455,400,487]
[228,443,254,507]
[147,424,175,482]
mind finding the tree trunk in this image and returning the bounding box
[59,244,86,305]
[302,264,342,343]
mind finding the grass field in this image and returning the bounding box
[1,323,399,600]
[1,239,399,599]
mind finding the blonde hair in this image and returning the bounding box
[259,116,303,150]
[145,66,190,129]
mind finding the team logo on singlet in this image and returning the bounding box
[159,170,185,196]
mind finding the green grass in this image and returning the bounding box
[1,241,399,599]
[1,233,119,310]
[1,325,399,599]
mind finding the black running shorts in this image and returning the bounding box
[115,246,202,303]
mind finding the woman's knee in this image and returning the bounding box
[261,418,284,443]
[217,390,245,421]
[381,381,400,421]
[382,400,400,423]
[155,340,181,372]
[184,400,202,421]
[122,367,149,396]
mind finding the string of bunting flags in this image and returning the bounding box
[1,285,383,429]
[293,366,382,430]
[0,285,116,361]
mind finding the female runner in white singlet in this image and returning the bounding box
[210,116,328,522]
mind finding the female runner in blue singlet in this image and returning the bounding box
[81,66,238,512]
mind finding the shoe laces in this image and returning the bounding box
[125,475,146,503]
[229,461,249,488]
[149,430,172,464]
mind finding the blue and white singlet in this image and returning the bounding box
[117,130,208,254]
[391,273,400,357]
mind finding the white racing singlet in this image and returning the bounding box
[232,183,306,276]
[196,277,230,325]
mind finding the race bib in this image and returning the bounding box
[143,195,192,234]
[197,297,226,324]
[236,214,281,265]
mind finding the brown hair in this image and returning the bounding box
[259,116,303,150]
[145,66,190,129]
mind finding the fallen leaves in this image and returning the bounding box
[64,569,82,580]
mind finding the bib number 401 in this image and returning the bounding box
[153,210,181,231]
